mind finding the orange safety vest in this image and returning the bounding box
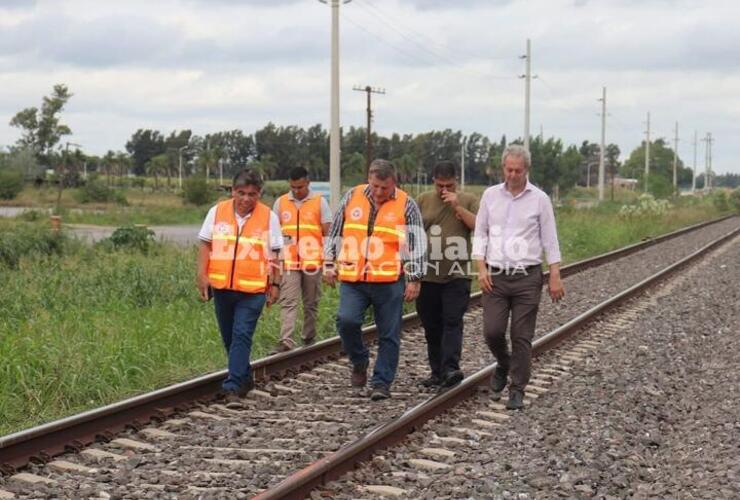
[277,193,324,271]
[207,199,272,293]
[337,185,407,283]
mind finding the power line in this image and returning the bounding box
[344,4,514,80]
[354,0,514,63]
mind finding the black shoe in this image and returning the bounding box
[491,367,508,393]
[236,377,255,397]
[440,370,464,390]
[506,390,524,410]
[419,375,442,388]
[351,361,369,388]
[370,385,391,401]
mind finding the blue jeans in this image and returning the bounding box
[213,289,266,392]
[336,279,405,388]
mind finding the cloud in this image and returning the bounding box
[0,0,738,174]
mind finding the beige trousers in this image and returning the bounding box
[278,269,322,346]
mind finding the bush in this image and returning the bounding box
[182,177,212,206]
[0,221,68,268]
[619,194,672,219]
[74,180,128,205]
[0,169,24,200]
[99,225,156,253]
[711,191,729,212]
[731,189,740,213]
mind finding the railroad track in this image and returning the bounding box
[0,215,737,499]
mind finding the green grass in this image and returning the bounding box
[0,198,733,435]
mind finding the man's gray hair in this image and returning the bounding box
[368,159,397,181]
[501,145,531,169]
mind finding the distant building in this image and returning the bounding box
[612,177,638,190]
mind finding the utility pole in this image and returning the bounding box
[644,112,651,193]
[352,85,385,173]
[691,130,697,193]
[319,0,350,212]
[519,39,533,153]
[598,87,606,202]
[460,136,466,189]
[707,133,713,190]
[701,132,713,191]
[672,122,679,195]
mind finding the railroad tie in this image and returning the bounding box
[47,460,97,474]
[188,410,226,421]
[0,489,15,499]
[363,485,408,497]
[419,448,455,460]
[140,428,177,440]
[80,448,128,463]
[409,458,451,472]
[9,473,57,486]
[110,438,158,451]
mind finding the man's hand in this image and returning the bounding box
[266,284,280,307]
[440,190,460,208]
[476,260,493,294]
[197,274,210,301]
[548,274,565,302]
[404,281,421,302]
[323,267,337,287]
[547,264,565,303]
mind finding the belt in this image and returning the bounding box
[487,264,541,276]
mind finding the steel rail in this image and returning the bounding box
[254,225,739,500]
[0,214,734,474]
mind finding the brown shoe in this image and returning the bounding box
[269,341,293,356]
[302,337,316,347]
[351,361,369,387]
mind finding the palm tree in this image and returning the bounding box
[146,154,169,191]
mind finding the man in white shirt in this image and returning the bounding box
[196,169,283,401]
[472,145,565,410]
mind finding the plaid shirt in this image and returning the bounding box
[324,185,427,281]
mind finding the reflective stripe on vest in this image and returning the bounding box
[277,194,324,271]
[207,199,271,293]
[337,185,407,283]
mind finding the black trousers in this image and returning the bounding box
[416,278,471,379]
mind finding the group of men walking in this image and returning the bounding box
[196,144,565,410]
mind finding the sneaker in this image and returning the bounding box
[439,370,464,390]
[269,341,293,356]
[419,375,442,388]
[370,385,391,401]
[491,367,508,392]
[506,390,524,410]
[351,361,369,388]
[222,391,242,406]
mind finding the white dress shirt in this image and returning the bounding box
[471,181,561,268]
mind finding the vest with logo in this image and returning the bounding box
[277,193,324,271]
[207,199,271,293]
[337,185,407,283]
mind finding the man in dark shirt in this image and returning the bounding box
[416,161,479,390]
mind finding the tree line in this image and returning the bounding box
[2,84,724,198]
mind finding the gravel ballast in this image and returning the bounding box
[325,234,740,499]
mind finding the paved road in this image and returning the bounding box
[67,224,201,246]
[1,207,201,246]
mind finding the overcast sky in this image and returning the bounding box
[1,0,738,174]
